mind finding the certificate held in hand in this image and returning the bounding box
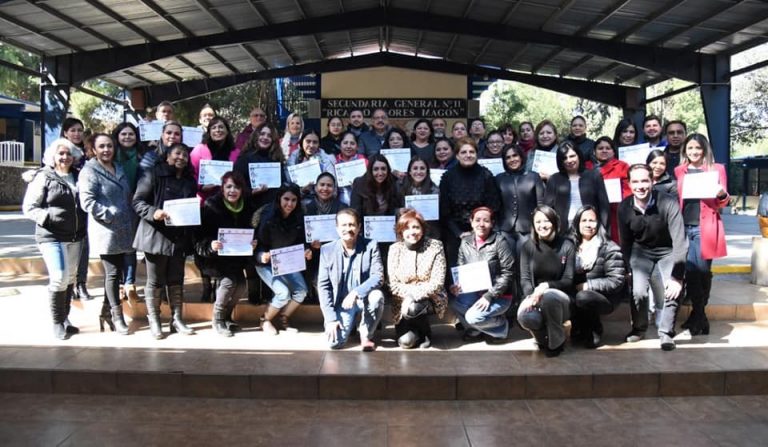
[381,149,410,173]
[530,151,558,176]
[682,171,721,199]
[363,216,396,243]
[198,159,233,186]
[618,143,652,166]
[404,194,439,221]
[478,158,504,176]
[430,169,446,186]
[304,215,338,243]
[138,121,163,142]
[335,159,367,187]
[603,178,623,203]
[217,228,254,256]
[451,261,493,294]
[248,162,282,189]
[163,198,201,226]
[287,159,322,187]
[270,244,307,276]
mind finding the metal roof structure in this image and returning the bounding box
[2,0,766,165]
[0,0,765,94]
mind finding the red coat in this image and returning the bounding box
[587,158,631,243]
[674,163,729,260]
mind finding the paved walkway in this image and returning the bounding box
[0,211,761,266]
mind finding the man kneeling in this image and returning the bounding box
[318,208,384,351]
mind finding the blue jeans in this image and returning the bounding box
[451,292,512,339]
[255,265,308,309]
[123,251,137,285]
[686,225,712,273]
[329,289,385,349]
[38,241,82,292]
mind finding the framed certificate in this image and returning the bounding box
[217,228,254,256]
[248,162,282,189]
[270,244,307,276]
[404,194,439,221]
[381,148,410,173]
[530,150,558,176]
[163,198,201,226]
[335,158,367,187]
[478,158,504,176]
[363,215,396,243]
[451,261,493,293]
[304,215,338,243]
[198,159,233,186]
[287,159,322,187]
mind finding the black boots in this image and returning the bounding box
[50,290,69,340]
[682,271,711,336]
[144,287,164,340]
[212,305,232,337]
[225,298,240,332]
[168,285,195,335]
[110,305,131,335]
[200,276,214,303]
[63,284,79,335]
[75,282,93,301]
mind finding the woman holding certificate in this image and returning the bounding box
[79,133,136,335]
[350,154,400,218]
[585,137,631,243]
[253,183,311,335]
[233,123,286,210]
[280,113,304,159]
[449,207,515,344]
[613,118,639,147]
[335,131,368,205]
[517,205,575,357]
[431,137,457,170]
[439,137,500,265]
[674,134,729,336]
[287,130,337,203]
[388,210,447,349]
[23,138,87,339]
[399,156,440,239]
[544,141,610,235]
[496,144,544,257]
[132,143,198,339]
[142,121,183,169]
[196,172,258,337]
[190,116,241,203]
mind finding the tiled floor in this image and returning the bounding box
[0,393,766,446]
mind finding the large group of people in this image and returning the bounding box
[23,103,729,356]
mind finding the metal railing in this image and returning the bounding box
[0,141,24,166]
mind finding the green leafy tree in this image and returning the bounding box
[69,80,124,132]
[0,44,40,102]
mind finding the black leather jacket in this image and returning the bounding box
[457,231,515,302]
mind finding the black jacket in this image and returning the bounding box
[457,231,515,302]
[195,194,258,277]
[439,163,500,239]
[573,239,627,301]
[253,203,306,265]
[132,162,197,256]
[22,167,87,244]
[495,168,544,235]
[232,149,287,210]
[520,235,575,297]
[653,172,678,196]
[545,169,610,234]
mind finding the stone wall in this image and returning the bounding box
[0,165,29,206]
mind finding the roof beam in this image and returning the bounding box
[245,0,296,64]
[0,10,82,51]
[124,69,155,85]
[239,43,268,70]
[204,48,240,74]
[649,0,749,48]
[471,0,524,65]
[684,4,768,52]
[136,0,194,38]
[148,63,184,82]
[25,0,119,47]
[58,6,710,83]
[0,57,39,76]
[140,52,638,108]
[192,0,233,32]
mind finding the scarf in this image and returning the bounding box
[223,198,244,214]
[577,236,601,272]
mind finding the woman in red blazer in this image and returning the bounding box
[674,133,729,336]
[585,137,631,243]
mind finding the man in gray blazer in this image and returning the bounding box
[317,208,384,351]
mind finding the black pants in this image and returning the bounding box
[100,254,125,308]
[145,253,185,289]
[573,290,615,335]
[215,271,246,308]
[395,314,432,342]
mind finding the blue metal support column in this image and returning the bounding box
[622,87,646,137]
[700,54,731,167]
[40,56,71,154]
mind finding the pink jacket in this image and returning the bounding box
[190,143,241,204]
[674,163,729,260]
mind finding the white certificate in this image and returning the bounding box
[183,126,204,145]
[270,243,307,276]
[248,162,282,189]
[138,121,163,142]
[217,228,254,256]
[381,148,411,173]
[288,158,322,187]
[335,159,367,187]
[451,261,493,294]
[530,150,558,176]
[163,198,200,226]
[618,143,652,166]
[404,194,439,221]
[682,171,721,199]
[304,215,338,243]
[363,215,396,243]
[430,169,446,186]
[604,178,623,204]
[198,159,233,186]
[478,158,504,176]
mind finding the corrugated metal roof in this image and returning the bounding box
[0,0,765,92]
